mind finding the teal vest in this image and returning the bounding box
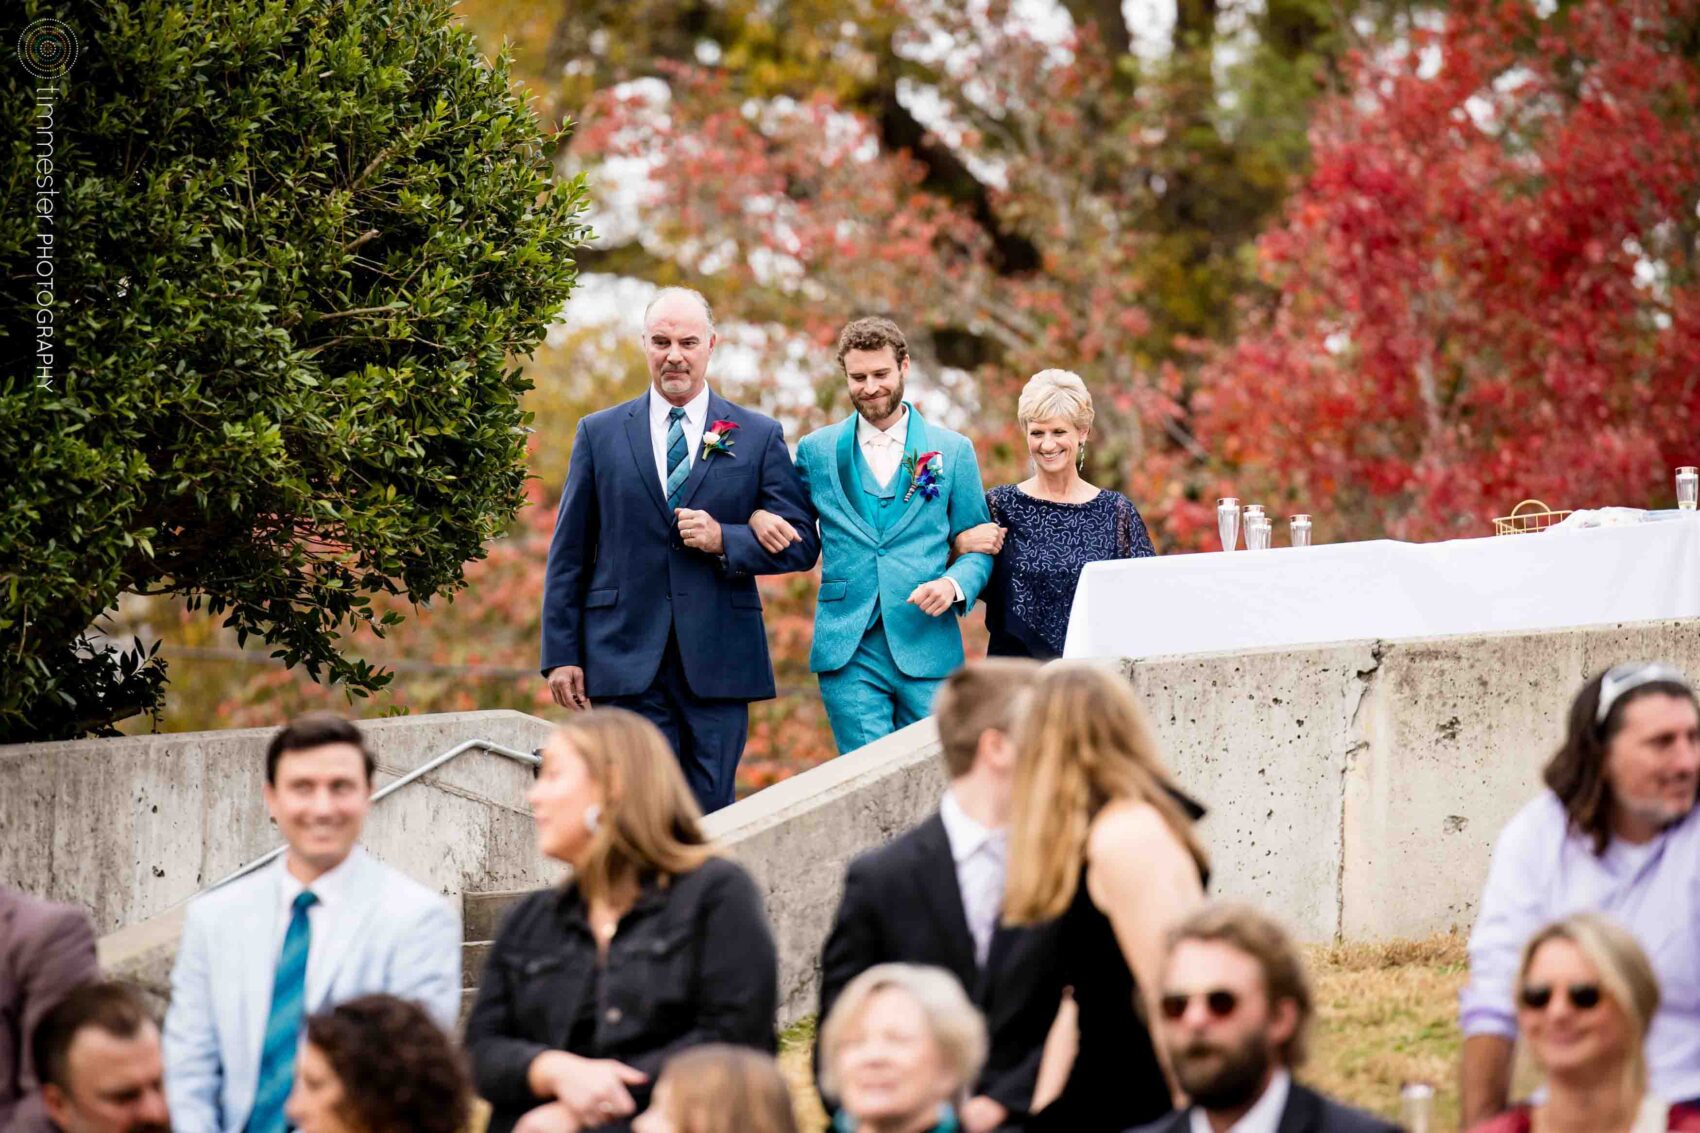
[846,442,903,533]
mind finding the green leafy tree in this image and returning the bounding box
[0,0,591,741]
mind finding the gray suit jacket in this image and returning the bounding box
[163,847,460,1133]
[0,888,99,1133]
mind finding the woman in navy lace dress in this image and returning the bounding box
[955,370,1155,659]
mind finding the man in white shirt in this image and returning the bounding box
[781,317,996,754]
[818,659,1062,1133]
[540,287,819,811]
[1129,903,1396,1133]
[163,714,460,1133]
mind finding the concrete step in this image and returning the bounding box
[463,888,531,942]
[463,940,493,989]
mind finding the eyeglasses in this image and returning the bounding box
[1159,989,1240,1021]
[1518,983,1604,1011]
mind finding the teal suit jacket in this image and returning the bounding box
[796,406,994,677]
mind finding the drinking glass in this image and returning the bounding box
[1246,515,1272,551]
[1400,1083,1435,1133]
[1679,467,1698,511]
[1290,514,1312,548]
[1243,503,1265,519]
[1217,497,1240,552]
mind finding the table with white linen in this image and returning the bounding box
[1061,514,1700,660]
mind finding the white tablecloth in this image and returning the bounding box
[1061,515,1700,660]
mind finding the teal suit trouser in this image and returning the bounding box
[818,616,944,755]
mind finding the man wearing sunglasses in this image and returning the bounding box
[1131,902,1396,1133]
[1461,661,1700,1126]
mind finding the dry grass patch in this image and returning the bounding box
[779,934,1470,1132]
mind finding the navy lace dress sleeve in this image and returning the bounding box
[983,486,1155,660]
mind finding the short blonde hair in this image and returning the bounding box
[653,1045,799,1133]
[1004,664,1208,924]
[817,964,988,1105]
[1517,914,1659,1092]
[1017,369,1094,433]
[554,708,715,905]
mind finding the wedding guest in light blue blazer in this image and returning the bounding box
[755,318,994,754]
[163,714,460,1133]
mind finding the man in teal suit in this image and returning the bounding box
[755,317,995,754]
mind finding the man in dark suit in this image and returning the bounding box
[1129,903,1399,1133]
[541,286,819,813]
[818,658,1061,1133]
[1,887,99,1133]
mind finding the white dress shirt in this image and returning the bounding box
[1189,1069,1291,1133]
[855,404,909,489]
[649,384,711,495]
[274,848,360,1009]
[939,788,1007,969]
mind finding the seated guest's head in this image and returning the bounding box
[1003,663,1208,923]
[1017,369,1093,475]
[632,1044,798,1133]
[286,994,471,1133]
[529,707,714,898]
[932,658,1041,795]
[32,982,169,1133]
[263,713,376,878]
[819,964,988,1133]
[1516,914,1658,1097]
[1545,662,1699,851]
[1157,903,1312,1117]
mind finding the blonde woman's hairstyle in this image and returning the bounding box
[652,1044,799,1133]
[817,963,988,1106]
[1004,663,1208,924]
[1517,913,1659,1092]
[932,658,1042,779]
[1017,370,1094,433]
[555,707,715,905]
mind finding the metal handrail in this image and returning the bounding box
[207,738,541,891]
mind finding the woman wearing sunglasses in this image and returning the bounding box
[1468,914,1700,1133]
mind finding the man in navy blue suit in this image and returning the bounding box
[541,287,819,812]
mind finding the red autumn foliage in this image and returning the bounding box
[1195,0,1700,541]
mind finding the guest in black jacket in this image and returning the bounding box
[465,708,778,1133]
[818,659,1064,1133]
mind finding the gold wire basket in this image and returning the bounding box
[1493,499,1573,535]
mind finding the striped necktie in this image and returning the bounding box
[247,889,318,1133]
[665,406,690,508]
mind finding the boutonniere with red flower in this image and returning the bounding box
[902,450,944,502]
[701,419,739,460]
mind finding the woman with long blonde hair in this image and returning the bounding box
[1005,663,1207,1132]
[465,708,779,1133]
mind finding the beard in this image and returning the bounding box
[1172,1030,1275,1113]
[854,379,904,424]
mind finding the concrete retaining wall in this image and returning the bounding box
[2,710,560,934]
[9,616,1699,1027]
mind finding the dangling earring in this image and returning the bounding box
[583,803,601,834]
[1076,440,1087,472]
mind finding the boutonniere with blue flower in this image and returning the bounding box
[701,418,739,460]
[902,450,944,502]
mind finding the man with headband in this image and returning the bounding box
[1460,662,1700,1125]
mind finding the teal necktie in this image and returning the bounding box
[247,889,318,1133]
[665,406,690,507]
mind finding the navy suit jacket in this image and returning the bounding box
[540,389,819,701]
[1125,1082,1402,1133]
